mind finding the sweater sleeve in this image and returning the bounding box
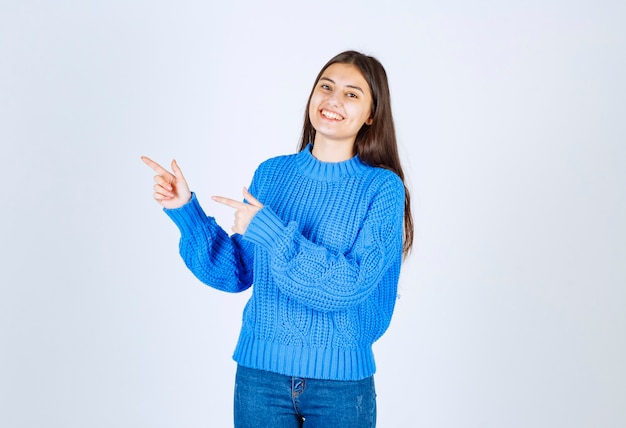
[164,193,254,293]
[243,175,404,312]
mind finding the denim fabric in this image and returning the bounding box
[234,364,377,427]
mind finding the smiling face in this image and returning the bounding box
[308,63,374,156]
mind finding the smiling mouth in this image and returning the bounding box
[321,109,344,121]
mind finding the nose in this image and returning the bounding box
[326,90,341,107]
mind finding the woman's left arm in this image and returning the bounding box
[244,175,405,313]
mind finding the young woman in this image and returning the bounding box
[142,50,413,427]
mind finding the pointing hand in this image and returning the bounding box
[212,188,264,234]
[141,156,192,209]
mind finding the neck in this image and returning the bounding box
[311,136,355,162]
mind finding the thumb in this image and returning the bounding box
[243,187,263,208]
[171,159,187,182]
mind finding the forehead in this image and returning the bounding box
[320,63,370,92]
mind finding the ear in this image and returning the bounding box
[365,117,373,126]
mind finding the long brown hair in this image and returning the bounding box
[299,50,414,256]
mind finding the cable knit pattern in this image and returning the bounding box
[164,145,404,380]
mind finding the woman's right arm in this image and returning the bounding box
[142,157,253,292]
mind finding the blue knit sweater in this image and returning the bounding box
[164,145,405,381]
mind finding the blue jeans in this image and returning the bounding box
[234,364,377,427]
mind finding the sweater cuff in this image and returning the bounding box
[244,206,286,250]
[163,193,208,235]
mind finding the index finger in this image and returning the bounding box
[211,196,247,210]
[141,156,173,177]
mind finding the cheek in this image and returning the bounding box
[308,102,321,130]
[308,93,323,113]
[350,105,372,124]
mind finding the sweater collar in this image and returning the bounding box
[295,144,369,181]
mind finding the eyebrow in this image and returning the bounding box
[319,77,365,95]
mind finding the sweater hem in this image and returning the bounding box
[232,334,376,381]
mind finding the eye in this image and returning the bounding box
[346,92,358,99]
[320,84,331,91]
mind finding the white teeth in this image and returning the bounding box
[322,110,343,120]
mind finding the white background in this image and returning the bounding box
[1,0,624,427]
